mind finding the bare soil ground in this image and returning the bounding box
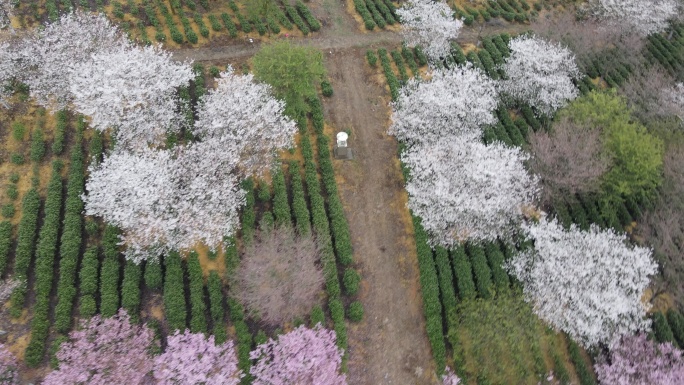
[322,47,438,385]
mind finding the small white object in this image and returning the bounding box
[336,132,348,148]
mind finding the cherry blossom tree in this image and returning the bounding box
[69,43,193,150]
[154,330,242,385]
[663,82,684,123]
[589,0,680,35]
[0,0,12,30]
[250,324,347,385]
[595,333,684,384]
[194,68,297,177]
[389,65,498,146]
[0,343,19,385]
[21,11,128,111]
[505,218,658,348]
[442,367,461,385]
[0,40,24,107]
[396,0,463,62]
[501,35,580,116]
[43,309,155,385]
[402,140,538,246]
[84,141,245,263]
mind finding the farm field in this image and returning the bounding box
[1,0,684,384]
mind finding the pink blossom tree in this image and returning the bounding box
[595,333,684,384]
[43,309,155,385]
[153,330,242,385]
[442,367,461,385]
[0,343,19,385]
[250,324,347,385]
[397,0,462,62]
[194,68,297,177]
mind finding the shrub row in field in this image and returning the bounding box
[54,134,85,333]
[228,1,253,33]
[121,260,142,322]
[272,167,291,226]
[78,247,99,318]
[295,1,321,32]
[289,162,311,236]
[208,270,227,343]
[466,243,493,299]
[365,0,386,29]
[164,251,187,331]
[188,252,208,333]
[401,45,420,77]
[0,221,10,276]
[100,225,121,318]
[653,311,679,347]
[378,49,399,101]
[240,179,256,244]
[412,216,446,374]
[144,258,163,290]
[26,165,63,367]
[391,50,409,81]
[10,188,41,317]
[434,246,457,312]
[483,242,509,293]
[450,246,476,301]
[52,110,67,155]
[220,13,238,38]
[353,0,376,30]
[568,338,597,385]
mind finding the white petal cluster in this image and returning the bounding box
[397,0,462,62]
[69,44,194,151]
[592,0,680,35]
[403,140,538,246]
[501,35,580,116]
[0,0,12,30]
[389,65,498,146]
[506,218,658,348]
[194,68,297,177]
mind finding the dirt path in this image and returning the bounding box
[323,47,437,385]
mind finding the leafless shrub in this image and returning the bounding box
[528,117,610,205]
[620,65,681,123]
[233,225,324,326]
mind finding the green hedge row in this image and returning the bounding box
[272,167,291,226]
[449,42,467,66]
[413,46,428,67]
[295,1,321,32]
[25,165,63,367]
[250,15,267,36]
[285,4,309,35]
[54,138,85,333]
[208,270,227,343]
[412,216,446,374]
[435,246,457,312]
[372,0,396,24]
[52,110,67,155]
[401,45,420,77]
[365,0,386,29]
[653,311,678,347]
[188,252,208,334]
[120,259,143,322]
[482,37,504,65]
[568,338,597,385]
[391,50,409,81]
[193,12,210,38]
[477,49,498,80]
[353,0,376,30]
[667,309,684,348]
[520,104,541,132]
[241,179,256,244]
[450,246,476,301]
[164,251,187,331]
[289,162,311,236]
[378,49,399,101]
[220,13,238,38]
[466,243,493,299]
[144,259,163,290]
[10,188,41,317]
[228,297,253,384]
[78,247,99,318]
[496,107,525,147]
[0,221,11,276]
[483,242,509,293]
[100,225,121,318]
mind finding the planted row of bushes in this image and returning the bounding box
[378,49,400,100]
[568,338,597,385]
[54,131,85,334]
[164,251,187,331]
[52,110,67,155]
[9,188,41,317]
[220,13,238,38]
[25,165,63,367]
[272,167,291,226]
[285,4,309,35]
[466,243,494,300]
[240,179,256,244]
[79,247,99,318]
[391,50,409,81]
[100,225,121,318]
[289,162,311,236]
[451,246,477,301]
[295,1,321,32]
[0,221,11,276]
[228,1,253,33]
[121,260,142,323]
[365,0,386,29]
[435,246,458,312]
[187,252,208,333]
[144,258,163,290]
[208,270,227,343]
[353,0,376,30]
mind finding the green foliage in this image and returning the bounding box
[10,153,24,165]
[120,261,142,323]
[228,298,253,382]
[52,110,67,155]
[289,162,311,236]
[435,246,458,311]
[54,143,85,333]
[100,225,121,318]
[667,309,684,347]
[241,179,256,244]
[12,121,26,141]
[295,1,321,31]
[89,130,104,164]
[253,40,324,118]
[451,246,477,301]
[413,216,446,374]
[402,45,420,76]
[567,338,597,385]
[220,13,238,38]
[466,243,493,299]
[391,50,409,81]
[321,80,333,97]
[378,49,399,101]
[164,251,187,331]
[561,91,663,204]
[188,252,208,334]
[285,4,309,35]
[272,167,291,226]
[1,204,14,219]
[144,259,163,290]
[365,0,386,28]
[310,304,325,327]
[0,221,11,276]
[484,243,509,293]
[26,166,63,367]
[347,301,364,322]
[79,247,99,318]
[9,188,40,317]
[366,50,378,67]
[343,268,361,296]
[207,271,226,343]
[448,293,558,384]
[653,311,678,347]
[353,0,376,30]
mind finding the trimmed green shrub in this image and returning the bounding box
[653,311,678,347]
[296,0,321,31]
[347,301,364,322]
[0,221,11,276]
[353,0,376,30]
[188,252,208,334]
[378,49,400,101]
[321,80,333,97]
[365,0,386,28]
[366,50,378,67]
[413,45,428,66]
[289,162,311,236]
[435,246,457,311]
[9,188,40,317]
[144,259,163,290]
[483,242,509,293]
[121,260,142,322]
[310,304,325,327]
[241,179,256,244]
[10,153,24,165]
[100,225,121,318]
[343,268,361,296]
[466,243,493,299]
[208,271,226,343]
[667,309,684,348]
[285,4,310,35]
[220,13,238,37]
[391,50,409,81]
[402,45,420,76]
[450,245,476,301]
[568,338,597,385]
[12,121,26,141]
[79,247,99,318]
[1,204,14,219]
[272,167,291,225]
[164,251,187,331]
[52,110,67,155]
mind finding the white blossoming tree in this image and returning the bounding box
[389,65,498,146]
[0,41,22,107]
[506,218,658,348]
[402,140,538,246]
[194,68,297,177]
[663,82,684,123]
[0,0,12,30]
[22,12,128,110]
[502,35,580,116]
[591,0,680,35]
[69,43,193,151]
[397,0,463,62]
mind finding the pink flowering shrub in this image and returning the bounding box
[595,333,684,384]
[43,309,155,385]
[0,344,19,385]
[153,329,242,385]
[250,324,347,385]
[442,367,461,385]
